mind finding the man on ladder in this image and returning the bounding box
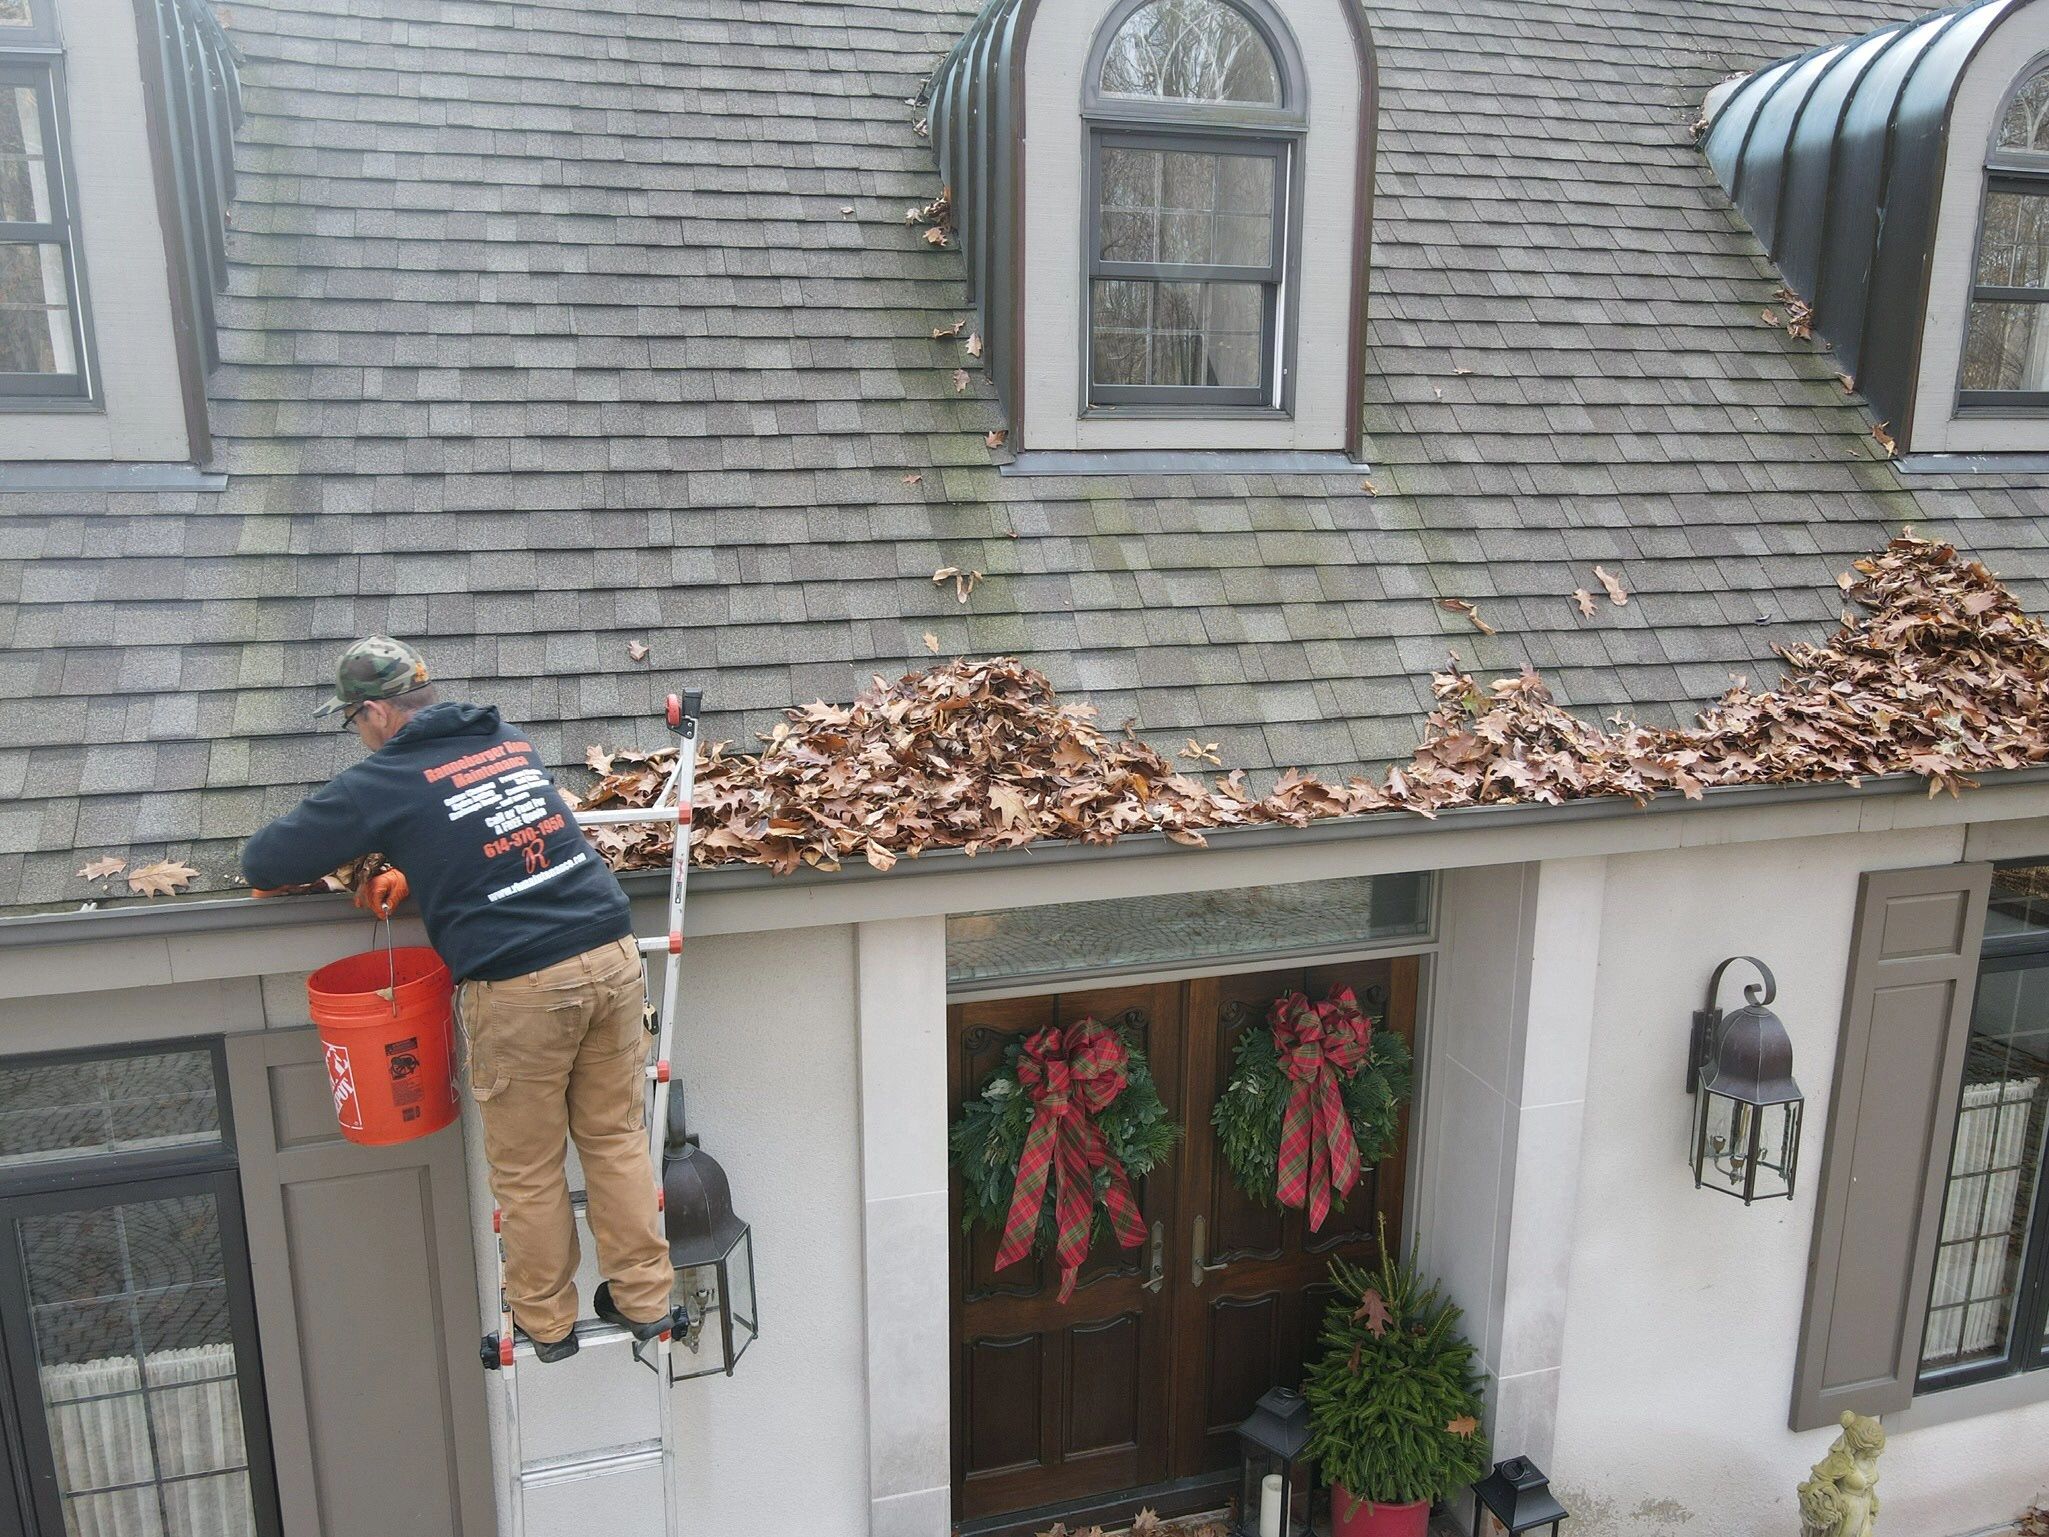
[242,636,679,1363]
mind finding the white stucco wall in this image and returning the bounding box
[468,921,872,1537]
[1549,826,2049,1537]
[2,0,192,462]
[1019,0,1364,452]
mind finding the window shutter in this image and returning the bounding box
[1790,862,1992,1431]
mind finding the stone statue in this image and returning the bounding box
[1798,1411,1885,1537]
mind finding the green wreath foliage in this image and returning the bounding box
[1210,999,1412,1214]
[949,1022,1177,1256]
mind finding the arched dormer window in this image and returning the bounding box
[1082,0,1304,409]
[927,0,1372,459]
[1960,63,2049,406]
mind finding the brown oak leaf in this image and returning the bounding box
[1592,565,1628,606]
[923,632,940,653]
[932,319,966,339]
[1872,421,1896,458]
[1439,598,1496,635]
[966,333,984,358]
[953,368,970,393]
[77,856,126,881]
[1446,1414,1479,1438]
[1179,739,1222,767]
[902,473,922,485]
[128,861,198,898]
[626,639,650,662]
[985,428,1008,450]
[1572,588,1597,618]
[1352,1287,1392,1338]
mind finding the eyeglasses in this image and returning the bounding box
[341,702,367,728]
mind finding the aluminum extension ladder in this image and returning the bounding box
[477,688,702,1537]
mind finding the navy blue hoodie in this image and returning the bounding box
[242,702,633,982]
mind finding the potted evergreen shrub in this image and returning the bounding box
[1302,1238,1491,1537]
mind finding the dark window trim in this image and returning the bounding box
[1084,127,1290,410]
[1075,0,1308,421]
[0,1037,236,1200]
[0,0,60,49]
[0,55,95,402]
[0,1165,283,1537]
[1956,77,2049,413]
[1915,864,2049,1395]
[1080,0,1309,123]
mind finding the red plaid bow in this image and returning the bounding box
[1273,986,1372,1231]
[992,1018,1147,1301]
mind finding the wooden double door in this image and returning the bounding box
[949,958,1418,1532]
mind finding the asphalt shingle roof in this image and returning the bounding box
[3,0,2048,911]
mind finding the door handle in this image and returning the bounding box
[1190,1213,1229,1288]
[1144,1222,1165,1293]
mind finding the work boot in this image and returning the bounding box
[520,1326,580,1364]
[592,1281,680,1341]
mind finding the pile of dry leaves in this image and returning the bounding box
[573,534,2048,876]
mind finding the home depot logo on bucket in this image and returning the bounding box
[325,1040,365,1132]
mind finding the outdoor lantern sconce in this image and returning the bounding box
[1473,1456,1569,1536]
[1687,955,1804,1204]
[662,1096,759,1380]
[1234,1387,1312,1537]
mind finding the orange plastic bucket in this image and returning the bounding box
[306,944,460,1146]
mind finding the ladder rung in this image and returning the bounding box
[519,1438,665,1489]
[576,806,685,827]
[502,1319,644,1360]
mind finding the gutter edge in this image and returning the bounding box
[6,764,2049,949]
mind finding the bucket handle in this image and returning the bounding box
[376,914,399,1017]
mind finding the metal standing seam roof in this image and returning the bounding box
[1702,0,2038,442]
[927,0,1027,429]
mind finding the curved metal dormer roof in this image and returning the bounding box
[1702,0,2035,440]
[924,0,1030,424]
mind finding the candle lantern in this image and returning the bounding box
[662,1135,758,1380]
[1686,956,1804,1204]
[1233,1387,1312,1537]
[1472,1456,1569,1536]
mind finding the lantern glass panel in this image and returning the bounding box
[1694,1090,1799,1202]
[668,1224,757,1381]
[1236,1448,1309,1537]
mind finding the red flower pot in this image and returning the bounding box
[1330,1487,1430,1537]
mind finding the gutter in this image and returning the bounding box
[6,764,2049,950]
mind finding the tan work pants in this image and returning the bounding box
[458,937,673,1342]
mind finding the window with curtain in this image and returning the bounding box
[0,1042,281,1537]
[0,0,91,399]
[1083,0,1301,410]
[1918,861,2049,1389]
[1960,66,2049,406]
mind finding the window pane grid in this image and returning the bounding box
[14,1192,259,1537]
[1090,135,1283,404]
[1098,0,1282,106]
[1919,873,2049,1387]
[0,1050,222,1169]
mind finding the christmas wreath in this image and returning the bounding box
[949,1016,1176,1301]
[1211,986,1411,1230]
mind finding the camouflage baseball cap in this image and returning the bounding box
[314,636,432,717]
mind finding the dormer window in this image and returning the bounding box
[1083,0,1298,411]
[926,0,1374,460]
[1702,2,2049,460]
[1960,67,2049,406]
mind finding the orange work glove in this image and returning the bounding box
[354,869,409,918]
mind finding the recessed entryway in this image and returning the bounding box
[948,956,1420,1536]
